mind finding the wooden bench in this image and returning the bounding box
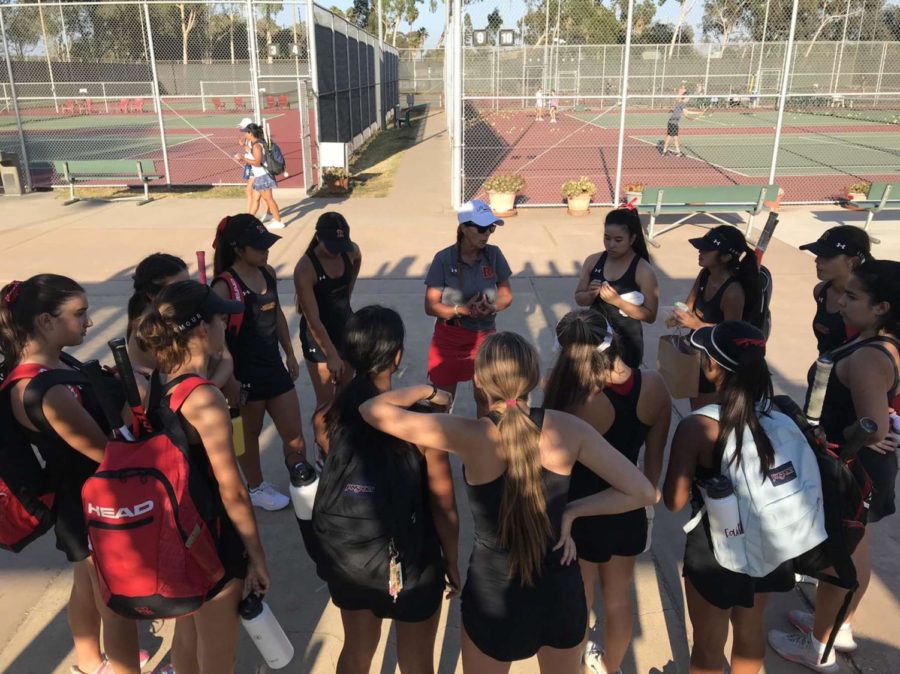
[637,184,781,245]
[846,183,898,238]
[57,160,161,206]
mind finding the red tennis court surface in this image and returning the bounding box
[463,106,900,205]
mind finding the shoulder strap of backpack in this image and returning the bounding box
[21,369,89,435]
[167,376,212,414]
[213,271,245,335]
[529,407,545,429]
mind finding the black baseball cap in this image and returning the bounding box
[218,214,281,250]
[690,320,766,372]
[315,212,353,254]
[173,283,244,334]
[689,226,748,257]
[800,227,868,260]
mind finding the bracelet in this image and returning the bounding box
[453,304,461,318]
[425,385,439,401]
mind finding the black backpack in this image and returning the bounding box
[772,395,871,661]
[311,408,432,596]
[0,363,89,552]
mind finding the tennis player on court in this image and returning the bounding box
[661,86,702,157]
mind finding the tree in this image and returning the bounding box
[885,4,900,40]
[702,0,751,47]
[664,0,698,55]
[464,12,474,45]
[486,6,502,44]
[329,6,347,17]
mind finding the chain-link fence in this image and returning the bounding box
[398,47,444,107]
[0,0,395,191]
[448,0,900,207]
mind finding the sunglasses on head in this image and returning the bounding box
[464,223,496,234]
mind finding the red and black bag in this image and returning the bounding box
[213,271,245,336]
[0,364,87,552]
[82,372,225,619]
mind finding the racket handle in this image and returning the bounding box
[80,359,129,439]
[754,212,779,264]
[108,338,142,411]
[197,251,207,284]
[805,355,834,427]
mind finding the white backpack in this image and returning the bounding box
[684,403,827,577]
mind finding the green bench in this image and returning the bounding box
[637,184,781,245]
[57,160,161,206]
[847,182,897,236]
[396,107,412,128]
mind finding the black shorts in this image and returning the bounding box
[206,515,249,600]
[859,448,897,523]
[572,507,648,564]
[667,122,679,137]
[238,363,295,403]
[328,568,444,622]
[683,514,793,609]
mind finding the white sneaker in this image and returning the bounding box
[583,641,607,674]
[789,610,857,653]
[262,213,273,223]
[249,481,290,511]
[768,630,838,672]
[266,220,286,230]
[795,573,820,586]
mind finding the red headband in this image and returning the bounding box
[3,280,22,306]
[622,197,638,210]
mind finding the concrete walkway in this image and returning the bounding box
[0,110,897,674]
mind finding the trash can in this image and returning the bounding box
[0,151,25,195]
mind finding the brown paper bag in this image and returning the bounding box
[657,333,700,399]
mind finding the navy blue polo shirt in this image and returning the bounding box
[424,244,512,332]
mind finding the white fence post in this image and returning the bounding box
[142,1,171,184]
[613,0,635,206]
[768,0,800,185]
[0,5,33,191]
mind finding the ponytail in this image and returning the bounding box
[127,253,188,336]
[474,332,550,586]
[0,274,84,374]
[715,349,775,479]
[133,281,208,373]
[735,247,762,325]
[212,216,239,276]
[544,309,614,413]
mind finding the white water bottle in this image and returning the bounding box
[703,475,748,571]
[288,458,318,520]
[239,593,294,669]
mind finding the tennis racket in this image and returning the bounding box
[197,251,207,284]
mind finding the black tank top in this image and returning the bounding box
[568,369,650,500]
[468,409,570,568]
[299,249,353,347]
[812,282,849,354]
[692,269,738,325]
[590,252,644,368]
[807,335,900,444]
[224,267,282,380]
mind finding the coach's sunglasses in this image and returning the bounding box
[464,223,497,234]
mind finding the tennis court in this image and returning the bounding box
[0,99,312,189]
[462,101,900,205]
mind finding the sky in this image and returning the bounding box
[329,0,709,48]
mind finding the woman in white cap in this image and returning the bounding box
[240,122,284,229]
[424,199,512,416]
[237,117,266,220]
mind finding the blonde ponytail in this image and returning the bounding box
[475,331,551,586]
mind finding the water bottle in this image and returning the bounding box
[239,593,294,669]
[288,458,318,521]
[704,475,743,539]
[230,408,245,457]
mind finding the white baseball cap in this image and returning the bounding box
[237,117,254,130]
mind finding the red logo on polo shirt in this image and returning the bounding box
[482,266,494,279]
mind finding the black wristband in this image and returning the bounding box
[425,385,438,401]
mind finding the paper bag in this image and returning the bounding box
[657,333,700,399]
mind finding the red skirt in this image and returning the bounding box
[427,321,495,388]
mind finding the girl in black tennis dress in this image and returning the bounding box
[360,331,655,673]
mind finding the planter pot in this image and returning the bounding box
[624,191,643,205]
[847,192,866,201]
[488,190,518,217]
[327,177,349,194]
[566,193,592,216]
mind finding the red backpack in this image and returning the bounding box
[82,373,225,619]
[0,364,87,552]
[213,271,245,335]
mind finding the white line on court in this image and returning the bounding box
[509,106,619,174]
[627,134,751,178]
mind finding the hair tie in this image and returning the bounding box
[212,216,229,249]
[505,399,518,408]
[623,197,638,210]
[3,280,22,306]
[597,320,614,353]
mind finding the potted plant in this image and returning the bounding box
[562,176,596,216]
[483,173,525,217]
[623,182,645,206]
[846,181,871,201]
[322,166,350,194]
